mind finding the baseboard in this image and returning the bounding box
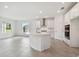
[54,37,64,41]
[0,36,14,40]
[0,35,29,40]
[14,35,30,37]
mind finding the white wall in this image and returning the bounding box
[13,20,31,36]
[0,18,31,39]
[0,14,64,40]
[54,14,64,40]
[0,18,15,39]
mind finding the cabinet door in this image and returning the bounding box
[70,3,79,20]
[35,20,40,28]
[64,11,70,25]
[46,19,54,28]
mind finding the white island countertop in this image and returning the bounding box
[30,32,50,36]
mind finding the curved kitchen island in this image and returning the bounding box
[30,32,51,51]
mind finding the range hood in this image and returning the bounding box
[41,18,46,27]
[36,18,48,33]
[40,18,47,32]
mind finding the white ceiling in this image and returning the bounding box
[0,2,76,20]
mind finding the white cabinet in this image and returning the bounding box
[64,3,79,47]
[35,20,41,28]
[35,18,54,30]
[64,11,71,25]
[30,33,51,51]
[46,19,54,28]
[65,3,79,23]
[70,18,79,47]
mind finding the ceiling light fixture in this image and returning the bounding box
[4,5,8,8]
[40,11,43,14]
[57,10,60,13]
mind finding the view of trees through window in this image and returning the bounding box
[5,23,12,32]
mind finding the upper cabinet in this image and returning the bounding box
[64,10,71,25]
[70,3,79,20]
[35,18,54,29]
[64,3,79,25]
[46,19,54,29]
[35,20,41,28]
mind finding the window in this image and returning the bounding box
[23,25,28,32]
[5,23,12,32]
[22,23,29,33]
[2,23,12,32]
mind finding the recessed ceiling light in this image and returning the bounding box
[57,10,60,13]
[40,11,43,14]
[61,2,65,4]
[4,5,8,8]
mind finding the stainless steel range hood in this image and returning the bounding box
[40,18,48,32]
[41,18,46,27]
